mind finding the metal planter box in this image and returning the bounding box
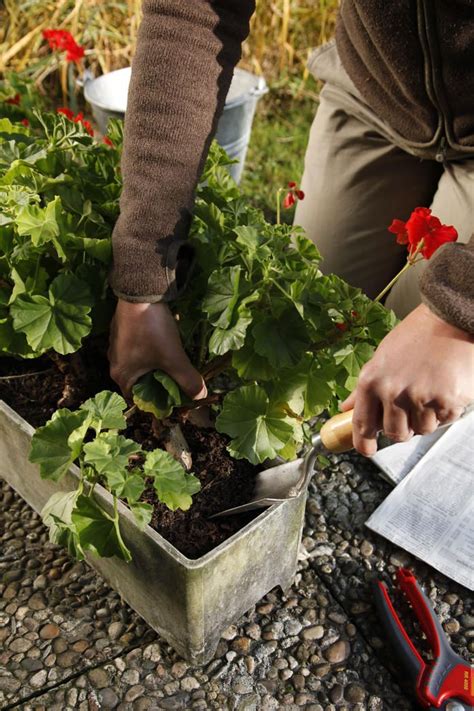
[0,400,306,664]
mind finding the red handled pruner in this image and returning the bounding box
[374,568,474,710]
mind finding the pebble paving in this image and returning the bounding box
[1,451,472,710]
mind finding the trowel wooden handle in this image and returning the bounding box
[320,409,354,453]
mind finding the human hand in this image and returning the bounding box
[340,303,474,456]
[108,300,207,400]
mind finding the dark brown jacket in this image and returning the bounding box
[110,0,474,334]
[337,0,474,157]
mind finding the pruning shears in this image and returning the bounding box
[374,568,474,711]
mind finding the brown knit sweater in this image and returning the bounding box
[110,0,474,334]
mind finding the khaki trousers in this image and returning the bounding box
[294,41,474,319]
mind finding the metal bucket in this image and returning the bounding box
[82,67,267,183]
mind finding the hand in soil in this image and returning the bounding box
[108,301,207,400]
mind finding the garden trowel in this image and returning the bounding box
[212,409,354,517]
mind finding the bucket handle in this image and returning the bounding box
[250,77,268,98]
[76,68,95,89]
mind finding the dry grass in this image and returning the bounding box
[0,0,338,87]
[243,0,338,83]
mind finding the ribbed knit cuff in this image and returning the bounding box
[419,235,474,335]
[109,239,194,303]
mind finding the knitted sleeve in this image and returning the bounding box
[420,235,474,335]
[109,0,255,302]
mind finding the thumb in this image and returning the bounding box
[170,362,208,401]
[340,389,357,412]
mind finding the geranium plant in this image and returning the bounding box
[0,108,121,358]
[131,145,397,464]
[30,391,200,561]
[0,88,400,563]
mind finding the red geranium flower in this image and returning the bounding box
[283,191,296,209]
[388,207,457,260]
[56,107,94,136]
[73,112,94,136]
[335,322,348,332]
[57,106,75,119]
[43,29,85,63]
[282,181,305,210]
[103,136,114,147]
[5,93,21,106]
[21,118,29,127]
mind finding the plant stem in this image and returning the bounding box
[276,188,283,225]
[201,353,232,381]
[32,256,41,292]
[374,240,425,303]
[124,405,137,420]
[374,260,413,303]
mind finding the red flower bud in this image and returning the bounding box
[335,322,348,332]
[295,189,305,200]
[288,181,297,188]
[283,192,296,209]
[20,118,29,127]
[103,136,114,147]
[5,93,21,106]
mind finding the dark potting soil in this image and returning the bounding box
[0,347,259,558]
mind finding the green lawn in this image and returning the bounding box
[240,78,319,224]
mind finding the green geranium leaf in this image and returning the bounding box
[231,337,275,381]
[304,363,335,417]
[0,315,34,357]
[252,315,309,369]
[208,306,252,356]
[216,384,296,464]
[294,233,321,262]
[119,473,145,504]
[80,390,127,434]
[72,494,131,562]
[333,342,375,381]
[144,449,200,511]
[130,502,153,531]
[132,370,182,419]
[29,408,90,481]
[83,432,141,478]
[278,440,300,461]
[10,272,93,355]
[272,356,336,418]
[65,233,112,263]
[202,266,242,328]
[15,195,60,246]
[234,225,261,253]
[40,489,80,545]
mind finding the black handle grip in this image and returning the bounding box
[372,579,424,687]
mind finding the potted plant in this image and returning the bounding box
[0,82,395,661]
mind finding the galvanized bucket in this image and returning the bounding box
[81,67,267,183]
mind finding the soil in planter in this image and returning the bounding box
[0,348,260,558]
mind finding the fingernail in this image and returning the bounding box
[194,382,207,400]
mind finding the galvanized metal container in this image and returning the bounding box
[82,67,267,183]
[0,401,306,664]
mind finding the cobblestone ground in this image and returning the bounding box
[1,452,473,710]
